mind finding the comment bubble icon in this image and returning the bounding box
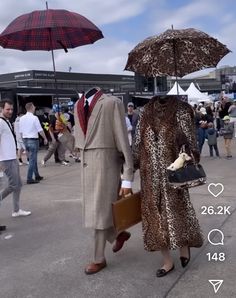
[207,229,224,246]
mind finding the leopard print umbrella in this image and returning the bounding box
[124,28,230,78]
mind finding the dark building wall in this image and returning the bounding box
[0,86,78,118]
[0,89,15,102]
[0,70,135,93]
[134,73,167,92]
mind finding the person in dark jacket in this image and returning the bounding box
[206,122,220,157]
[205,106,214,123]
[196,107,208,154]
[219,96,232,127]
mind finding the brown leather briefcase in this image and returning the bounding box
[112,192,141,233]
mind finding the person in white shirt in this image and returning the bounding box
[126,102,139,139]
[0,99,31,218]
[14,110,29,165]
[125,116,133,146]
[19,102,48,184]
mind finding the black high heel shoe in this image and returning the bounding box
[156,264,175,278]
[180,247,191,268]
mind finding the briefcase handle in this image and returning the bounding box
[118,188,133,199]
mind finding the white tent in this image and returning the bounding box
[186,82,211,102]
[167,81,187,95]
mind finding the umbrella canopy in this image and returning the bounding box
[0,6,103,104]
[124,28,230,78]
[0,9,103,51]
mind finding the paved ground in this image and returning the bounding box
[0,137,236,298]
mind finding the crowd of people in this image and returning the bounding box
[0,91,235,279]
[40,103,80,167]
[194,94,235,159]
[0,99,80,233]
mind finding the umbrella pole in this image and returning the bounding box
[175,76,179,95]
[50,45,60,106]
[46,1,59,106]
[154,77,158,94]
[172,39,179,95]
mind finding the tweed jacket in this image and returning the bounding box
[74,92,134,229]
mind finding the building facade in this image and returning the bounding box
[1,66,235,116]
[167,66,236,94]
[0,70,136,114]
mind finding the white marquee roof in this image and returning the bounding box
[186,82,211,102]
[167,81,187,95]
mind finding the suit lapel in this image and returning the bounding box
[85,95,104,144]
[76,96,86,136]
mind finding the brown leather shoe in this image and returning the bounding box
[112,231,131,253]
[84,260,107,275]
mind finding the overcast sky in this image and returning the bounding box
[0,0,235,77]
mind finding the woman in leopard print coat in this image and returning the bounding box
[133,95,204,276]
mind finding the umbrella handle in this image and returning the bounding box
[57,40,68,53]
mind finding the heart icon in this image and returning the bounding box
[208,183,224,198]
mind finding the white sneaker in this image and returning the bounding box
[61,160,70,166]
[12,209,31,217]
[41,160,46,166]
[18,162,23,166]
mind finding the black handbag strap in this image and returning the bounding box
[180,144,186,153]
[0,117,17,148]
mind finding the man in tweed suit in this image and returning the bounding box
[74,87,134,274]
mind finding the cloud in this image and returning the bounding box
[0,0,235,76]
[0,0,151,29]
[0,0,149,75]
[0,38,135,75]
[214,21,236,66]
[63,0,152,25]
[150,0,221,33]
[0,1,36,30]
[49,38,135,75]
[148,0,236,75]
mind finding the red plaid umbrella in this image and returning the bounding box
[0,4,103,102]
[0,9,103,51]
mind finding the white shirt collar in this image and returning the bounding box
[84,94,95,106]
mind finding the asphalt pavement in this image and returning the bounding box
[0,137,235,298]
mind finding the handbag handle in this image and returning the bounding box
[180,144,197,165]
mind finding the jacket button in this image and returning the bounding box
[83,163,88,167]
